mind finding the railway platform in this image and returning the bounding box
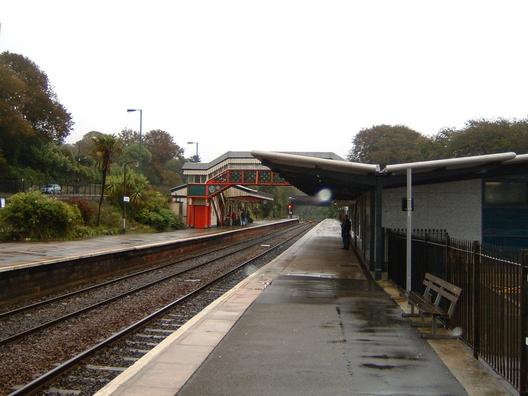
[0,220,273,271]
[96,219,511,396]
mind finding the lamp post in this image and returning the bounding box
[187,141,199,161]
[122,161,137,233]
[127,109,143,174]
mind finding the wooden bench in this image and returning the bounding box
[402,273,462,339]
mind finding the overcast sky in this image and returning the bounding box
[2,1,527,162]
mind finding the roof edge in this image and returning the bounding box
[251,150,380,174]
[383,152,517,173]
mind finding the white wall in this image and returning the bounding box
[382,179,482,241]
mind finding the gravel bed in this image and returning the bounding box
[46,225,310,396]
[0,223,312,395]
[0,225,291,316]
[0,225,300,340]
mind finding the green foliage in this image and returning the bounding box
[0,51,73,181]
[105,169,149,208]
[65,198,98,226]
[135,207,181,231]
[438,119,528,157]
[30,143,84,180]
[97,204,122,232]
[349,124,430,165]
[92,134,121,226]
[142,129,185,190]
[294,204,337,221]
[134,190,183,231]
[0,52,72,162]
[118,144,152,168]
[0,191,81,240]
[117,128,141,146]
[251,186,301,219]
[348,119,528,165]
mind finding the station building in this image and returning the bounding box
[250,150,528,278]
[170,150,528,276]
[170,151,342,229]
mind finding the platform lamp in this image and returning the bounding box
[127,108,143,174]
[187,141,199,162]
[122,160,138,233]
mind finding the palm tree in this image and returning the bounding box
[92,134,121,226]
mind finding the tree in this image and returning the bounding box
[118,144,152,168]
[144,130,184,164]
[0,52,72,144]
[92,134,121,226]
[439,119,528,157]
[0,51,73,179]
[117,128,141,147]
[143,129,185,189]
[348,124,431,165]
[188,154,201,163]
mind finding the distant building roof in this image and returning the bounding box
[182,151,344,171]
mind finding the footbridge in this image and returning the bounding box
[170,151,343,228]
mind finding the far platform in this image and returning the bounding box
[97,219,510,396]
[0,220,278,272]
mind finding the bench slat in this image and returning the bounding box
[406,273,462,339]
[425,273,462,295]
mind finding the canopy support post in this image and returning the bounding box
[406,167,412,293]
[374,177,383,280]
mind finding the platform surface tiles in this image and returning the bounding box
[97,219,507,396]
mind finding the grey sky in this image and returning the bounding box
[2,1,527,161]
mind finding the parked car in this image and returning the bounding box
[41,184,62,194]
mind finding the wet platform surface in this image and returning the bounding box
[98,219,474,396]
[178,238,466,395]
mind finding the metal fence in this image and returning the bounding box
[0,179,101,197]
[387,230,527,394]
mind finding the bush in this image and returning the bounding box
[136,207,181,231]
[0,191,82,240]
[64,198,98,226]
[134,190,183,231]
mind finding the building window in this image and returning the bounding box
[484,181,528,205]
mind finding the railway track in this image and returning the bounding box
[0,222,307,345]
[2,221,314,395]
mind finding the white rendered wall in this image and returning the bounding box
[382,179,482,241]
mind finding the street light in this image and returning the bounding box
[127,108,143,174]
[187,141,199,161]
[122,160,138,233]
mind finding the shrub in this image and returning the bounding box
[64,198,98,226]
[0,191,82,240]
[136,207,181,231]
[134,190,183,231]
[97,204,122,232]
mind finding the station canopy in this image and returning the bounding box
[251,150,528,201]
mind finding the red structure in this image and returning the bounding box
[171,152,288,228]
[172,151,343,228]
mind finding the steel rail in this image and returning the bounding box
[0,223,307,346]
[0,223,304,319]
[8,222,313,396]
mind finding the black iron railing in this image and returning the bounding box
[387,230,527,393]
[0,179,101,197]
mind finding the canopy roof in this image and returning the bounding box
[251,150,528,200]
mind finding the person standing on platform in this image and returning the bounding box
[341,215,351,249]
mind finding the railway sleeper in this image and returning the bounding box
[144,328,174,334]
[85,364,127,372]
[122,357,140,363]
[45,387,81,395]
[126,348,150,354]
[134,333,166,340]
[125,340,158,347]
